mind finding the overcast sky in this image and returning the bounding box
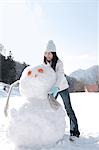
[0,0,98,75]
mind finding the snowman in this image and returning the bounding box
[4,64,66,148]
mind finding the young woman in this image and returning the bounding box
[44,40,80,138]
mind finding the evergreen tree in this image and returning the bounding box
[0,53,6,82]
[0,51,16,84]
[6,51,16,84]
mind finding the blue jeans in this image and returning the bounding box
[56,88,79,132]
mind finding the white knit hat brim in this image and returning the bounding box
[45,49,56,52]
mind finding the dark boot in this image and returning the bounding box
[70,130,80,138]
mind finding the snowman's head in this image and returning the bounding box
[19,64,56,99]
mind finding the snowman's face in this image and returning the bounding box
[19,65,56,99]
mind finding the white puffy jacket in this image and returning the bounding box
[45,59,69,92]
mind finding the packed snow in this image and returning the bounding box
[0,92,99,150]
[0,65,99,150]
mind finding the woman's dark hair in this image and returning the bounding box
[44,52,59,71]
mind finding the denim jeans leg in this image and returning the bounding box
[59,89,79,132]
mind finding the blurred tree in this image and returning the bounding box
[6,51,16,84]
[0,51,16,84]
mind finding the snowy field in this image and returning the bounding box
[0,84,99,150]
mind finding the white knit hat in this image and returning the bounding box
[45,40,56,52]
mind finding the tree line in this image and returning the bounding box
[0,53,17,84]
[0,51,27,84]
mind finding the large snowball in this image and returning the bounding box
[7,64,66,148]
[19,64,56,99]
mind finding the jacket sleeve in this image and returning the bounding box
[54,60,66,89]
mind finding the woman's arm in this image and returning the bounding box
[54,60,65,89]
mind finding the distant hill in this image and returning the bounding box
[70,65,99,84]
[65,75,85,92]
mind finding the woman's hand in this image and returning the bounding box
[48,87,59,97]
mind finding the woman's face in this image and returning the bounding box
[44,52,53,61]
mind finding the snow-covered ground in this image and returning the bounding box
[0,83,99,150]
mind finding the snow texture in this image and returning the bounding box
[0,89,99,150]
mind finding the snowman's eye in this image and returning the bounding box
[37,68,44,73]
[27,70,32,76]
